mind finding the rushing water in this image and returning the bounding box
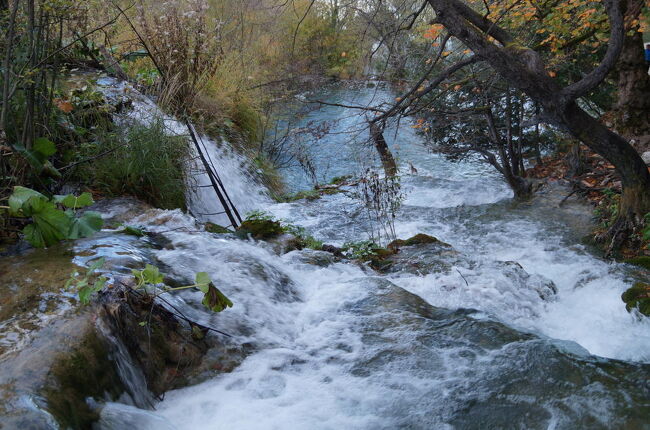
[86,81,650,429]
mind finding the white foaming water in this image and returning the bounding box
[96,82,650,429]
[95,76,269,227]
[100,202,650,430]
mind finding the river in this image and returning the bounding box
[95,82,650,429]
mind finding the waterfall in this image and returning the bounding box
[80,77,650,430]
[96,75,269,227]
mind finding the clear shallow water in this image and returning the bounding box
[97,83,650,429]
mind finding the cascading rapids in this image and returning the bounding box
[95,80,650,430]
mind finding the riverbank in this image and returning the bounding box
[528,144,650,260]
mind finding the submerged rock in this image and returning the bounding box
[236,219,284,240]
[0,282,222,429]
[624,256,650,271]
[205,222,233,234]
[373,234,459,275]
[622,282,650,316]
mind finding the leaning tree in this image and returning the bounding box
[367,0,650,249]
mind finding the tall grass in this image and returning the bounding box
[76,119,189,210]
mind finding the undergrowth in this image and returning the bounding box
[74,120,189,210]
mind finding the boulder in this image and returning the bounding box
[236,219,283,240]
[622,282,650,316]
[387,233,452,250]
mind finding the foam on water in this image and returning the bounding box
[96,82,650,429]
[96,76,269,227]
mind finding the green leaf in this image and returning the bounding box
[201,283,233,313]
[33,137,57,157]
[121,226,145,237]
[23,224,46,248]
[87,257,105,273]
[23,199,73,247]
[195,272,211,293]
[93,277,107,291]
[68,211,103,239]
[8,186,46,216]
[78,276,106,304]
[78,285,93,304]
[132,264,164,287]
[41,161,62,179]
[54,192,95,209]
[14,144,46,169]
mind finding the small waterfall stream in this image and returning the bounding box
[1,76,647,429]
[92,81,649,429]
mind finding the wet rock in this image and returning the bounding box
[266,233,307,254]
[622,282,650,316]
[0,248,232,430]
[322,244,344,257]
[99,286,214,396]
[236,219,283,240]
[374,238,460,275]
[98,402,176,430]
[205,222,233,234]
[286,249,340,267]
[624,256,650,271]
[89,197,153,228]
[42,323,128,429]
[387,233,452,251]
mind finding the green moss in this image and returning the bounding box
[329,175,352,185]
[205,222,233,234]
[237,219,284,240]
[624,256,650,271]
[44,329,124,429]
[621,282,650,316]
[279,189,322,202]
[388,233,451,250]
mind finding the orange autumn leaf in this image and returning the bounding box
[423,24,444,40]
[55,99,73,113]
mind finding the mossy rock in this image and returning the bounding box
[280,189,321,202]
[624,256,650,271]
[622,282,650,316]
[44,329,125,429]
[388,234,451,250]
[236,219,284,240]
[329,175,352,185]
[360,247,396,270]
[205,222,233,234]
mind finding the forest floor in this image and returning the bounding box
[528,146,650,259]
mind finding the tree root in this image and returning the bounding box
[596,215,638,258]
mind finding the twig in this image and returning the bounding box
[456,268,469,286]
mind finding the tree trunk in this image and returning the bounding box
[563,102,650,224]
[506,174,533,199]
[566,142,587,177]
[612,29,650,139]
[370,122,398,177]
